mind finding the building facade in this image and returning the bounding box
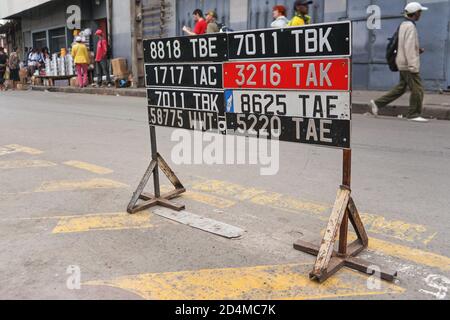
[167,0,450,91]
[1,0,449,90]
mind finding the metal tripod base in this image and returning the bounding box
[293,240,398,283]
[127,154,186,214]
[293,184,398,284]
[128,189,186,214]
[128,126,186,214]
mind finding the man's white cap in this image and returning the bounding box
[405,2,428,14]
[75,36,82,42]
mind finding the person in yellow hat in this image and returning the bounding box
[205,10,220,34]
[288,0,313,27]
[71,36,90,88]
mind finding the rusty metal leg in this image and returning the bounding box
[127,160,157,213]
[310,186,351,279]
[157,153,185,190]
[347,197,369,247]
[150,126,161,199]
[338,149,352,256]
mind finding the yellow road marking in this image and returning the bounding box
[85,263,404,300]
[192,179,267,202]
[191,179,327,214]
[52,212,153,234]
[360,213,435,244]
[2,144,43,155]
[160,185,236,209]
[190,178,436,244]
[365,236,450,272]
[34,178,128,192]
[182,191,236,209]
[63,161,113,175]
[0,160,57,170]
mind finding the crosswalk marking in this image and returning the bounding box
[85,263,404,300]
[63,161,114,175]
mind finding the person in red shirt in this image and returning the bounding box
[182,9,207,35]
[94,29,112,87]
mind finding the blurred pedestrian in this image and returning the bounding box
[289,0,312,26]
[0,47,8,91]
[27,48,41,76]
[370,2,429,122]
[183,9,207,35]
[72,36,90,88]
[8,47,20,90]
[206,10,220,33]
[271,5,289,28]
[93,29,112,87]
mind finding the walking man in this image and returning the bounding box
[370,2,428,122]
[94,29,112,87]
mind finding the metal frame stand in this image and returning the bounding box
[127,126,186,214]
[293,149,398,283]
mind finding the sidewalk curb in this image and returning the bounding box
[353,102,450,121]
[30,86,450,121]
[31,85,147,98]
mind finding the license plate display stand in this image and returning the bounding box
[128,21,398,284]
[127,126,186,214]
[293,149,398,283]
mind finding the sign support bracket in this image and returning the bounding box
[127,126,186,214]
[293,149,398,283]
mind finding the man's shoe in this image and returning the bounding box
[369,100,379,116]
[409,116,429,123]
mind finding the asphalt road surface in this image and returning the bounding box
[0,90,449,300]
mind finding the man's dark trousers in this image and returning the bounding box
[96,59,111,85]
[375,71,424,118]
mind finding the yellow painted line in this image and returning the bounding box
[183,191,236,209]
[85,263,404,300]
[190,178,436,244]
[360,213,436,244]
[3,144,43,155]
[34,178,128,192]
[52,212,153,234]
[0,160,57,170]
[63,161,113,175]
[160,185,236,209]
[192,179,268,202]
[363,235,450,272]
[191,179,327,214]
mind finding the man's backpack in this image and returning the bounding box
[386,25,401,72]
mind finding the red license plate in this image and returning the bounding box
[223,58,350,91]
